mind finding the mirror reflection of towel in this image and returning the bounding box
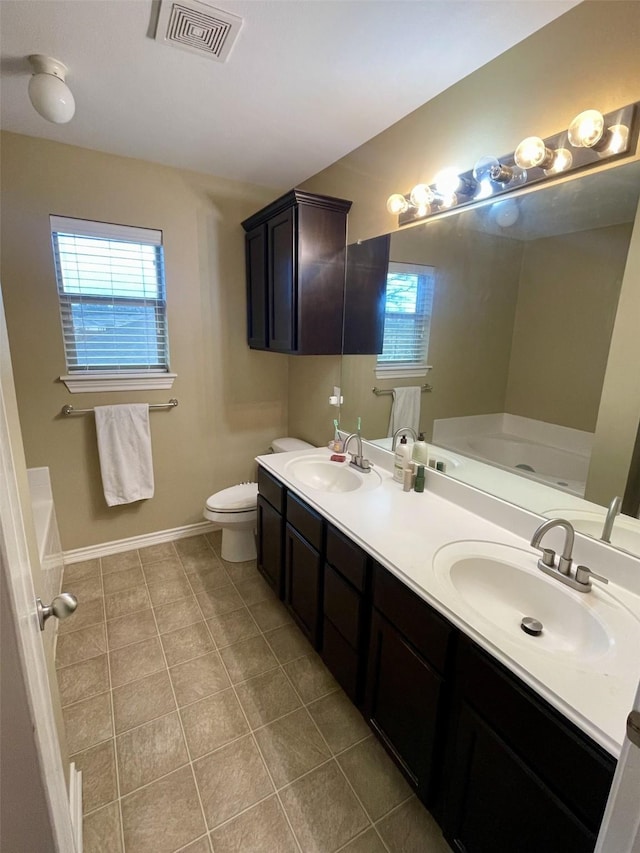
[94,404,154,506]
[387,387,421,437]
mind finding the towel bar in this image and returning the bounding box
[372,385,432,396]
[61,399,178,416]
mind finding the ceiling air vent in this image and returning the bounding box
[155,0,243,62]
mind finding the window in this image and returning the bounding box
[50,216,175,392]
[376,261,435,378]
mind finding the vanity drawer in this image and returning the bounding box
[326,524,368,592]
[258,466,284,514]
[373,563,451,674]
[322,617,359,702]
[324,562,362,649]
[286,493,323,550]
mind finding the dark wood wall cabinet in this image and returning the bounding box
[256,466,616,852]
[241,190,352,354]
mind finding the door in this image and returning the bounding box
[595,681,640,852]
[0,289,76,852]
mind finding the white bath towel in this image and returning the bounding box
[387,387,421,437]
[94,404,154,507]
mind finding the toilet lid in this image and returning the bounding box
[205,482,258,513]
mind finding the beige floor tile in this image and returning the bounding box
[70,739,117,814]
[254,708,331,788]
[147,575,193,607]
[102,566,145,594]
[63,691,113,754]
[63,558,100,583]
[339,828,388,853]
[249,598,293,632]
[141,555,185,583]
[102,550,141,575]
[57,654,109,707]
[283,654,338,703]
[169,651,230,707]
[56,623,107,668]
[178,837,212,853]
[121,766,206,853]
[106,609,158,650]
[279,761,369,853]
[205,609,259,648]
[219,635,279,684]
[161,621,214,666]
[138,541,178,564]
[235,668,302,730]
[196,586,245,619]
[175,535,212,558]
[64,574,104,603]
[105,584,150,620]
[113,669,176,733]
[205,529,222,552]
[154,595,204,635]
[307,691,370,755]
[83,801,123,853]
[193,735,273,829]
[180,689,249,759]
[187,565,232,594]
[219,559,258,585]
[376,797,452,853]
[338,737,412,821]
[58,597,105,634]
[235,575,275,607]
[109,636,166,687]
[264,624,313,664]
[209,795,298,853]
[180,550,224,576]
[117,711,189,794]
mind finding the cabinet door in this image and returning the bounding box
[267,207,296,352]
[257,494,283,597]
[342,234,390,355]
[245,224,268,349]
[285,523,322,648]
[365,609,443,804]
[444,703,595,853]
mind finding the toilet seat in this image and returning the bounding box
[205,482,258,514]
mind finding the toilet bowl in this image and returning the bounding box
[203,437,314,562]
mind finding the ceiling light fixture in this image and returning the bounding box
[386,101,638,228]
[28,54,75,124]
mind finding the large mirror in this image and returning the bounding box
[340,160,640,556]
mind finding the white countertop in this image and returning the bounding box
[257,445,640,758]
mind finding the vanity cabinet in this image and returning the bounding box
[365,563,455,813]
[321,525,371,705]
[241,190,352,354]
[284,493,325,648]
[442,638,616,853]
[256,468,286,597]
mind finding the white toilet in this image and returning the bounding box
[203,437,314,562]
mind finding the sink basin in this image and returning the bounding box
[543,508,640,557]
[432,541,640,665]
[284,455,381,493]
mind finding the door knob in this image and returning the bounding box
[36,593,78,631]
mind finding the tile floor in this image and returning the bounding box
[55,532,452,853]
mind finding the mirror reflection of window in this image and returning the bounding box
[377,261,435,376]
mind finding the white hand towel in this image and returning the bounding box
[94,404,154,507]
[387,387,421,437]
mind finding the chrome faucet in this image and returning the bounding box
[343,433,372,473]
[601,495,622,543]
[530,518,608,593]
[391,426,418,451]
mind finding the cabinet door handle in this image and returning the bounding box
[627,710,640,749]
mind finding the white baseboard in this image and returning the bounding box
[63,521,220,564]
[69,762,83,852]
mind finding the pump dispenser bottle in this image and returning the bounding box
[412,432,429,465]
[394,435,412,482]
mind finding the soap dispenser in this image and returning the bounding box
[412,432,429,465]
[394,435,412,482]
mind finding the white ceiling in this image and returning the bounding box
[0,0,579,189]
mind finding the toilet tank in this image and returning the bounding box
[270,437,314,453]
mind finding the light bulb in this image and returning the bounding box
[409,184,434,207]
[434,168,463,197]
[27,55,75,124]
[514,136,555,170]
[544,148,573,176]
[472,157,499,183]
[599,124,630,156]
[386,194,409,215]
[568,109,605,148]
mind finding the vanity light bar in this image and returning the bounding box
[389,102,639,228]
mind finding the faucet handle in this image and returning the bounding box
[539,548,556,568]
[575,565,609,588]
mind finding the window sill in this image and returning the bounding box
[60,373,177,393]
[375,365,432,380]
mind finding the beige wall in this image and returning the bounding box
[290,0,640,445]
[1,132,288,550]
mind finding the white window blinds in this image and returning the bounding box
[50,216,169,373]
[377,261,435,376]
